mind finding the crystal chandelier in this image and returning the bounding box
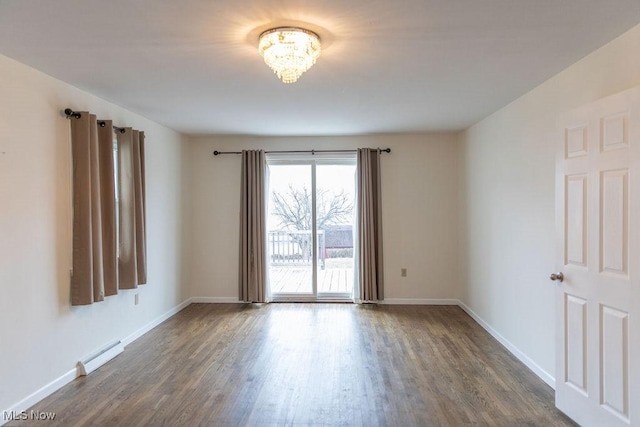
[258,27,321,84]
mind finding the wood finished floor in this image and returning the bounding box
[9,304,575,426]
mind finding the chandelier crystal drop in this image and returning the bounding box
[258,27,321,84]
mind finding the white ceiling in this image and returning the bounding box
[0,1,638,136]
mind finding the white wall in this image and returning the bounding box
[185,134,461,302]
[459,24,640,382]
[0,54,189,412]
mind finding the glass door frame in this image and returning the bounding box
[267,154,356,302]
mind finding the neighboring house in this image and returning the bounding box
[323,225,353,258]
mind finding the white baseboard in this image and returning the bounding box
[1,298,193,425]
[1,368,76,426]
[457,300,556,389]
[121,298,192,346]
[190,297,458,305]
[382,298,460,305]
[190,297,242,303]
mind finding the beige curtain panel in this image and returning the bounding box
[239,150,267,303]
[357,148,384,302]
[70,113,116,305]
[117,128,147,289]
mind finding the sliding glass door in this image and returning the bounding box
[315,164,356,297]
[267,157,356,300]
[267,163,314,295]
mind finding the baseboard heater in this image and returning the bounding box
[77,341,124,376]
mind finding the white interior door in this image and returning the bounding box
[555,87,640,426]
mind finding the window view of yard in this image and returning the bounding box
[267,162,356,296]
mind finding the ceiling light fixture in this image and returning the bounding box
[258,27,321,84]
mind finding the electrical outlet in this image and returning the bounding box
[401,268,407,277]
[134,294,139,305]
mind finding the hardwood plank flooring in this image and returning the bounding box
[8,304,575,426]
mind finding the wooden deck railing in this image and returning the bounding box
[268,230,326,269]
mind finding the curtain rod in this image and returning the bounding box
[64,108,131,135]
[98,121,126,134]
[213,148,391,156]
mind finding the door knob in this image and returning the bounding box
[550,272,564,282]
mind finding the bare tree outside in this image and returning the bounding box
[270,184,353,231]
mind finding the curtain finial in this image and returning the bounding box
[64,108,81,119]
